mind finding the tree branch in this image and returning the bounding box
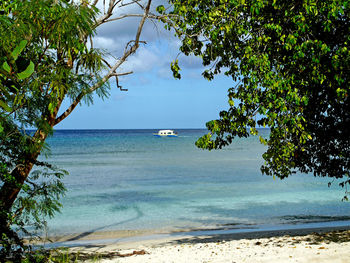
[111,71,133,76]
[91,0,99,6]
[105,13,170,23]
[54,93,84,125]
[95,0,123,27]
[120,0,142,8]
[90,0,151,94]
[54,0,152,126]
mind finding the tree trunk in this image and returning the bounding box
[0,129,49,213]
[0,98,63,216]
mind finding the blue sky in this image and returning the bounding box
[55,1,235,129]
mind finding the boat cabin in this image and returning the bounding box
[154,130,178,137]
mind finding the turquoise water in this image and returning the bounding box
[44,129,350,236]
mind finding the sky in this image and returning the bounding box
[56,0,235,129]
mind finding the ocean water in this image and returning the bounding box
[43,129,350,236]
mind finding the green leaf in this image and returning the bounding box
[171,59,181,79]
[156,5,165,14]
[48,102,55,113]
[11,40,28,60]
[2,61,11,73]
[0,99,12,112]
[17,61,34,80]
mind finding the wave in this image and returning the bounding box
[277,215,350,224]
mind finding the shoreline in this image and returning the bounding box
[44,221,350,249]
[45,225,350,263]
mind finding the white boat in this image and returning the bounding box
[153,129,178,137]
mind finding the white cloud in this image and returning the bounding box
[93,36,117,49]
[94,1,166,43]
[90,0,207,82]
[157,66,173,79]
[121,45,162,72]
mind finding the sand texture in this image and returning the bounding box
[65,227,350,263]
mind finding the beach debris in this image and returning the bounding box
[115,249,149,257]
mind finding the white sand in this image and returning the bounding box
[70,228,350,263]
[98,237,349,263]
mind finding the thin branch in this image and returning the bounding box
[132,0,144,9]
[105,13,170,23]
[107,0,117,15]
[54,93,84,125]
[112,0,123,9]
[124,40,147,53]
[120,0,142,8]
[95,0,169,27]
[54,0,153,126]
[115,75,127,91]
[105,13,147,22]
[95,0,118,26]
[112,71,134,91]
[102,58,112,68]
[91,0,99,6]
[111,71,133,76]
[90,0,151,95]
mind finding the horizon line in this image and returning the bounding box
[49,127,271,130]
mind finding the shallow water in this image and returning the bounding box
[43,129,350,236]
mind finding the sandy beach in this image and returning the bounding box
[57,226,350,262]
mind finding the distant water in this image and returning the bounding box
[43,129,350,236]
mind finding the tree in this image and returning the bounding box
[0,118,67,261]
[163,0,350,194]
[0,0,164,259]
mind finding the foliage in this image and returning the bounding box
[0,0,108,130]
[0,0,103,260]
[1,0,155,260]
[164,0,350,192]
[0,110,67,262]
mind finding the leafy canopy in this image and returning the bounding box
[1,0,157,259]
[0,0,106,259]
[0,0,108,128]
[163,0,350,191]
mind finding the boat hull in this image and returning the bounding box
[153,134,178,137]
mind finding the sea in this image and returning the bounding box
[43,129,350,240]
